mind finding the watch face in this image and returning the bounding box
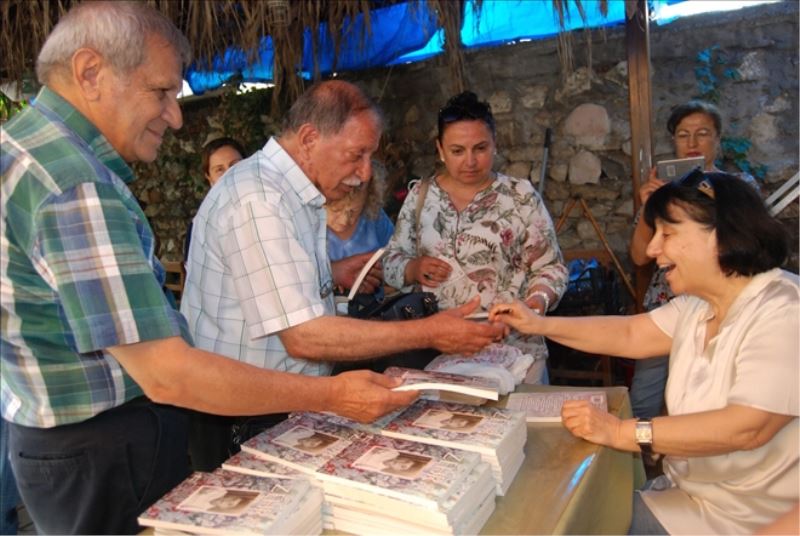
[635,421,653,443]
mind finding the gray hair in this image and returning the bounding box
[36,1,191,85]
[283,80,384,136]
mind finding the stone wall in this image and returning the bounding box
[150,2,797,279]
[347,1,799,273]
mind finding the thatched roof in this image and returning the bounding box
[1,0,606,104]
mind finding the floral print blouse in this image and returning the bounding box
[383,173,568,364]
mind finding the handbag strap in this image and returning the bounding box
[414,176,432,244]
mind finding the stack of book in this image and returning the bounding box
[238,413,495,535]
[373,399,527,495]
[137,468,323,534]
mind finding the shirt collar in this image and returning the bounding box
[263,137,326,208]
[33,86,134,183]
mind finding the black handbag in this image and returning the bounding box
[347,291,438,321]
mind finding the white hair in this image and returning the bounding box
[36,1,191,85]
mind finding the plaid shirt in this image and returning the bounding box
[1,87,188,428]
[181,138,335,376]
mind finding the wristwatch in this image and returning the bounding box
[635,418,653,455]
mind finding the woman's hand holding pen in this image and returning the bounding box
[489,300,546,335]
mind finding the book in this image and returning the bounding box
[242,413,481,509]
[379,399,525,458]
[240,413,363,475]
[137,469,322,535]
[222,450,302,480]
[384,367,500,401]
[506,390,608,422]
[347,247,386,300]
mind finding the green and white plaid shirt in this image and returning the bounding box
[1,87,189,428]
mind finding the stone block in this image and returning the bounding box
[555,67,593,102]
[502,161,533,180]
[568,150,602,185]
[738,51,768,81]
[520,85,549,109]
[549,163,568,183]
[749,112,780,154]
[564,103,610,148]
[614,199,634,216]
[404,104,420,125]
[489,91,513,114]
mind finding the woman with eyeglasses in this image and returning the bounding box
[326,161,394,296]
[382,91,567,383]
[628,101,760,423]
[490,171,797,535]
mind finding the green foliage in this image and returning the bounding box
[0,92,28,124]
[130,83,281,258]
[695,46,766,181]
[720,137,768,180]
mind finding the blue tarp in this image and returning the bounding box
[186,0,438,93]
[185,0,677,94]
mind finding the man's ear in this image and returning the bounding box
[295,123,320,161]
[71,48,106,101]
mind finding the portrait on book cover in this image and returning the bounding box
[352,446,432,480]
[413,409,484,433]
[273,425,342,454]
[178,486,260,517]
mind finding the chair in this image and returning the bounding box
[161,260,186,305]
[546,248,624,387]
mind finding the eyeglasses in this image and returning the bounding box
[680,169,716,200]
[673,129,715,144]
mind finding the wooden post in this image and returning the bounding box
[625,0,654,312]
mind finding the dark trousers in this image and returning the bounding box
[8,398,190,535]
[188,411,288,472]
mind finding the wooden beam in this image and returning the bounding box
[625,0,654,312]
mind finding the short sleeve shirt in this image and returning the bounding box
[1,87,188,427]
[643,269,799,534]
[181,138,334,375]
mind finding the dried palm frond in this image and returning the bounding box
[0,0,605,102]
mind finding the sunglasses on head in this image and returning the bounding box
[679,168,715,200]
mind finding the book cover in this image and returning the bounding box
[379,399,526,456]
[347,247,386,300]
[240,413,364,474]
[315,432,481,509]
[222,450,302,480]
[384,367,500,401]
[506,390,608,422]
[137,470,319,535]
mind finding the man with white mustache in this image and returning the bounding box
[181,80,504,470]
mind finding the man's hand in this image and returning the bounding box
[331,251,382,294]
[327,370,418,423]
[427,297,506,355]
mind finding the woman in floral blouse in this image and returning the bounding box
[383,91,567,383]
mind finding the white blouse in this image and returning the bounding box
[643,268,799,534]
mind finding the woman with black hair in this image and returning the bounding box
[383,91,567,383]
[491,171,798,534]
